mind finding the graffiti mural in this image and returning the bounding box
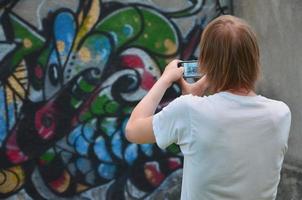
[0,0,232,199]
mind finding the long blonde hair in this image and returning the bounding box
[199,15,260,93]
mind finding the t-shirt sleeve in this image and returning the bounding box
[152,95,190,149]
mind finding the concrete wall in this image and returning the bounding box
[234,0,302,199]
[0,0,232,199]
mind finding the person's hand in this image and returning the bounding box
[160,59,184,86]
[178,75,209,96]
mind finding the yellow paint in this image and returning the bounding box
[55,171,70,193]
[23,38,32,48]
[8,76,25,98]
[74,0,100,49]
[78,47,91,62]
[5,86,13,104]
[56,41,65,52]
[78,11,84,25]
[164,39,177,54]
[5,60,27,103]
[76,183,89,192]
[0,166,25,193]
[155,42,161,49]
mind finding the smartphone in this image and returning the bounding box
[177,60,202,78]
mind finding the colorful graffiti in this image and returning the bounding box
[0,0,232,199]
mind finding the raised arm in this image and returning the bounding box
[125,60,183,144]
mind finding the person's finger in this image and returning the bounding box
[178,66,184,74]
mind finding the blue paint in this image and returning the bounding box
[101,117,117,137]
[121,118,128,135]
[83,123,95,142]
[109,31,118,44]
[98,163,116,180]
[76,157,92,174]
[124,143,138,165]
[67,163,77,176]
[54,12,76,66]
[0,115,6,147]
[68,125,82,145]
[140,144,153,157]
[48,47,61,84]
[60,151,73,164]
[80,34,111,67]
[0,89,6,147]
[94,136,112,162]
[122,24,134,37]
[75,135,89,156]
[7,103,15,130]
[85,170,96,185]
[111,131,122,159]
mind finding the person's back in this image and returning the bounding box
[167,92,291,199]
[125,15,292,200]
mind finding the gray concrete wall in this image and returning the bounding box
[0,1,232,199]
[234,0,302,167]
[234,1,302,199]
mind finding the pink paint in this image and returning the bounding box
[6,131,28,164]
[35,103,56,140]
[35,65,43,79]
[144,162,165,187]
[168,157,182,170]
[141,71,155,90]
[120,54,156,90]
[48,171,68,192]
[120,55,144,68]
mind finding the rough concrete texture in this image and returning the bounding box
[234,0,302,199]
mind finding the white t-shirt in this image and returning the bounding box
[153,92,291,200]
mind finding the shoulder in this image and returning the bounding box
[171,94,213,107]
[261,97,291,121]
[261,97,290,113]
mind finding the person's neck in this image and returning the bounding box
[226,88,257,96]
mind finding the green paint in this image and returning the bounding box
[100,118,117,134]
[155,56,173,71]
[37,46,52,67]
[105,101,118,114]
[29,47,52,90]
[96,7,142,49]
[79,111,93,122]
[132,8,178,56]
[79,79,95,93]
[91,95,108,115]
[71,96,82,109]
[40,151,55,164]
[9,14,44,67]
[123,106,133,115]
[166,143,181,154]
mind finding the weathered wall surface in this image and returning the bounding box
[234,0,302,199]
[0,0,232,199]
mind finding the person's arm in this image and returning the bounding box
[125,60,209,144]
[125,60,184,144]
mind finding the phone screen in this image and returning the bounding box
[178,60,201,78]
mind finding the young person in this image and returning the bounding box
[125,15,291,200]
